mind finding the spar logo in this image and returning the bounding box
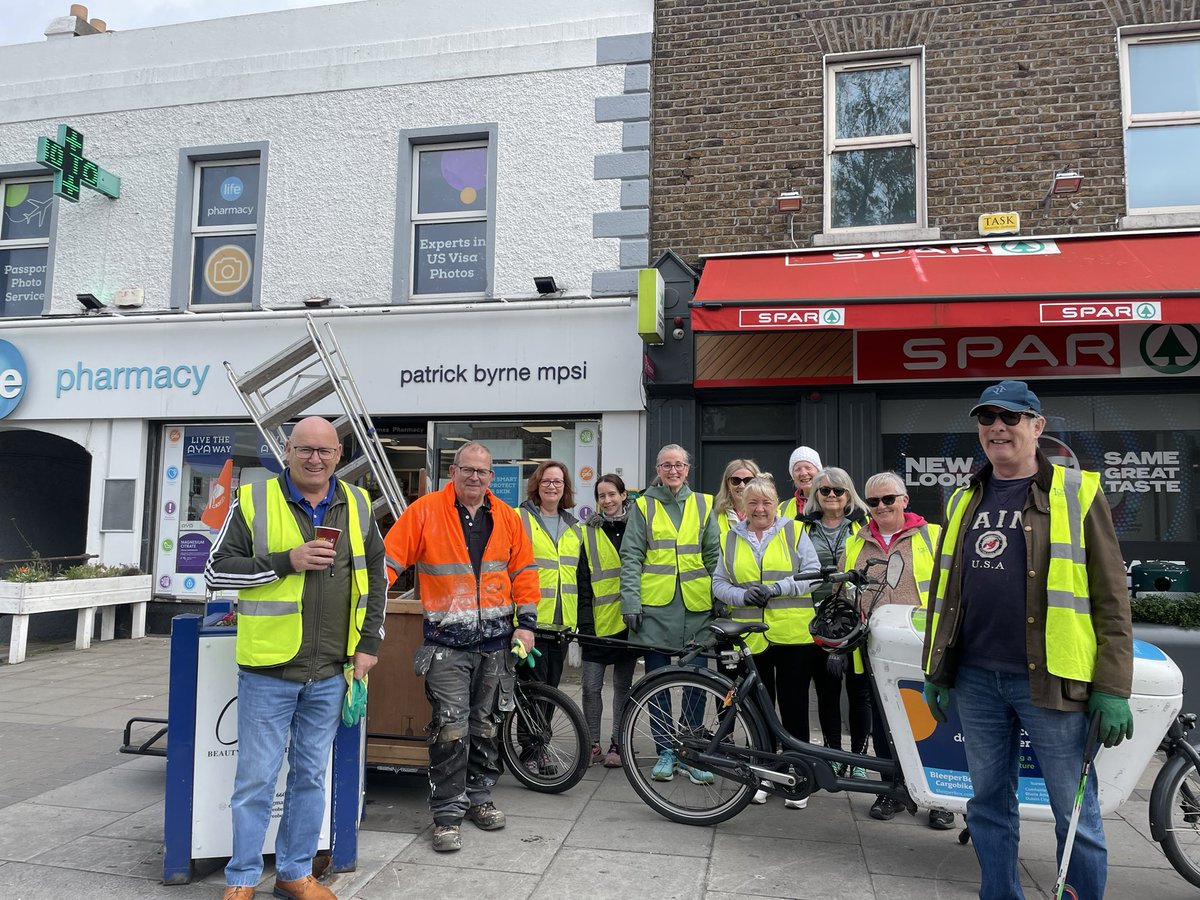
[1139,324,1200,375]
[0,339,27,419]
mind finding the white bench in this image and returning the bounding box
[0,575,151,664]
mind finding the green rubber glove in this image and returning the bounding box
[341,664,368,727]
[1088,690,1133,747]
[923,681,949,723]
[511,638,542,669]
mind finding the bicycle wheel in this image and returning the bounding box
[1150,750,1200,888]
[499,680,589,794]
[619,668,766,826]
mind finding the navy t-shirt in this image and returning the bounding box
[959,476,1033,674]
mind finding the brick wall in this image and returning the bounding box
[652,0,1199,262]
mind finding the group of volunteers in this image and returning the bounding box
[208,379,1135,900]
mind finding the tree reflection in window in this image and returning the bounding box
[831,65,917,228]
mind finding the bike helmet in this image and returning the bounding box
[809,596,866,652]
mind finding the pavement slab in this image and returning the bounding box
[0,802,126,863]
[533,846,707,900]
[565,797,714,856]
[29,764,166,814]
[393,815,572,874]
[357,860,539,899]
[707,831,872,899]
[27,834,164,880]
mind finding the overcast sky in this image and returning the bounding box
[1,0,361,47]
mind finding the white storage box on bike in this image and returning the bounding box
[868,604,1183,819]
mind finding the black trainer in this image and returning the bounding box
[928,809,955,830]
[869,794,898,821]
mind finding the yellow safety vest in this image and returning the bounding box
[924,465,1099,681]
[520,509,583,629]
[778,496,803,520]
[636,492,714,612]
[718,511,737,539]
[583,523,624,637]
[722,519,812,654]
[236,478,371,667]
[843,523,939,608]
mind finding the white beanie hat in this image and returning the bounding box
[789,446,822,471]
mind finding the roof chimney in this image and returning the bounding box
[45,5,106,39]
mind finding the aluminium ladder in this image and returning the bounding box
[223,315,406,524]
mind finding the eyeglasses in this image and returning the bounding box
[976,409,1036,427]
[817,486,847,497]
[728,476,754,486]
[455,466,493,478]
[540,479,565,487]
[657,462,688,471]
[293,446,338,460]
[865,494,902,508]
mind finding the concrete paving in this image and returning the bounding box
[0,635,1196,898]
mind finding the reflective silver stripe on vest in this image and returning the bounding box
[352,554,367,569]
[239,598,297,617]
[677,542,701,554]
[735,607,765,623]
[585,528,622,582]
[1061,467,1086,565]
[561,555,580,566]
[643,563,676,576]
[770,597,814,609]
[679,568,709,583]
[643,501,674,549]
[915,524,934,598]
[534,557,559,569]
[385,553,405,574]
[930,487,970,619]
[507,561,534,575]
[250,480,270,558]
[417,561,474,576]
[540,587,557,598]
[762,569,794,580]
[356,595,368,610]
[723,529,742,584]
[695,493,709,525]
[594,595,621,609]
[561,584,578,595]
[349,485,371,542]
[782,519,800,573]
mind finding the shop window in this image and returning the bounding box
[430,420,600,518]
[1120,31,1200,216]
[393,125,497,303]
[0,176,53,317]
[172,143,267,310]
[824,54,925,234]
[881,392,1200,577]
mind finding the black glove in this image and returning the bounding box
[623,613,642,632]
[744,584,772,607]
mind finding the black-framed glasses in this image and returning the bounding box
[976,409,1036,427]
[540,479,565,487]
[728,476,754,486]
[293,446,338,460]
[817,486,847,497]
[455,465,493,478]
[865,494,901,508]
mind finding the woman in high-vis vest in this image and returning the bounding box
[713,458,761,538]
[619,443,721,784]
[841,470,945,829]
[712,475,819,808]
[576,473,638,768]
[800,467,869,769]
[517,459,584,690]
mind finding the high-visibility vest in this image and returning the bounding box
[843,523,939,608]
[636,492,714,612]
[778,496,809,520]
[924,465,1100,682]
[722,519,812,654]
[235,478,371,667]
[583,523,624,637]
[520,509,583,629]
[718,511,736,538]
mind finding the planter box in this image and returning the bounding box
[1134,622,1200,708]
[0,575,152,664]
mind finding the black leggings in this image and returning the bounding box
[844,666,890,759]
[758,643,842,747]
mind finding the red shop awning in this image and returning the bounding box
[691,232,1200,331]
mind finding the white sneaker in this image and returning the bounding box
[751,785,768,804]
[784,797,808,809]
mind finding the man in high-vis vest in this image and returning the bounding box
[207,416,387,900]
[383,441,539,854]
[921,381,1133,900]
[619,443,720,783]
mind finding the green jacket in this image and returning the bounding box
[206,474,388,683]
[618,482,720,650]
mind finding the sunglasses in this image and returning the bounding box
[817,486,847,497]
[728,476,755,486]
[865,494,902,508]
[976,409,1035,427]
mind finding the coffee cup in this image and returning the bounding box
[314,525,342,549]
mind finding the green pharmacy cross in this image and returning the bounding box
[35,125,120,202]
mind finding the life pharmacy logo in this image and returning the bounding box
[0,339,27,419]
[55,361,210,398]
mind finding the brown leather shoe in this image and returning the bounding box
[272,874,336,899]
[223,888,255,899]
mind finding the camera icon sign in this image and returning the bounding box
[204,244,253,297]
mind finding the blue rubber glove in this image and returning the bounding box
[1088,690,1133,747]
[923,681,949,723]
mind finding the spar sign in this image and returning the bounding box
[856,324,1200,382]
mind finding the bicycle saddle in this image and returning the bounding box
[708,618,769,638]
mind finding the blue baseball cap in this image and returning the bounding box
[969,380,1042,417]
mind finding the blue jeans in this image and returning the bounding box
[644,650,708,754]
[953,665,1105,900]
[226,670,343,887]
